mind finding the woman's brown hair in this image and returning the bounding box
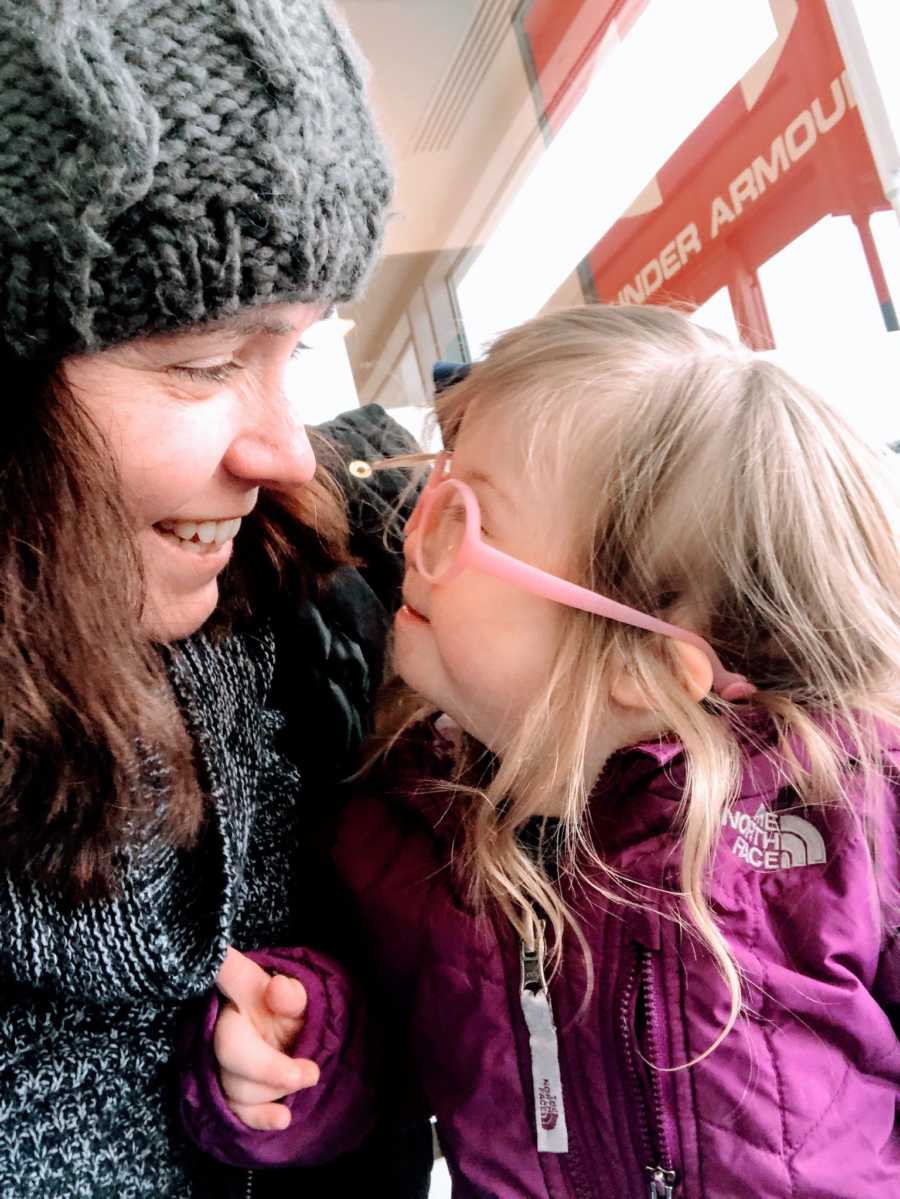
[0,359,349,902]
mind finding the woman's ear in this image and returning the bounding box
[610,642,714,710]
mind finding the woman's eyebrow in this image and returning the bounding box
[149,315,305,346]
[210,315,301,337]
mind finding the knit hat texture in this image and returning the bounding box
[0,0,392,361]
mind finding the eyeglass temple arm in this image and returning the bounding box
[471,542,753,700]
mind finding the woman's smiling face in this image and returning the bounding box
[63,301,323,642]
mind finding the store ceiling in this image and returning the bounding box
[340,0,514,393]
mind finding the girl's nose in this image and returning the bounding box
[223,395,317,491]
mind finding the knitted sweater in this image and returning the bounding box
[0,406,427,1198]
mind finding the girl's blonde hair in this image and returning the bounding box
[381,304,900,1051]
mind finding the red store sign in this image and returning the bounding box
[517,0,893,346]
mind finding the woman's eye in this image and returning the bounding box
[168,340,310,383]
[169,361,241,383]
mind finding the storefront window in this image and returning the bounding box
[456,1,777,356]
[335,0,899,446]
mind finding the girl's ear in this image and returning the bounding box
[672,642,715,701]
[610,642,714,710]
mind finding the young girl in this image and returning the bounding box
[182,305,900,1198]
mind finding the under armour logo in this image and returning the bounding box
[725,804,826,870]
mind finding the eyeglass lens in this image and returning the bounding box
[419,482,468,581]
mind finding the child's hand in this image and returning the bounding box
[213,946,321,1131]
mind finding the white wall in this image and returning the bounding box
[285,322,360,425]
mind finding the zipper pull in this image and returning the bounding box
[520,922,569,1154]
[521,937,544,993]
[646,1164,677,1198]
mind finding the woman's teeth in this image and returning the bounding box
[156,517,242,554]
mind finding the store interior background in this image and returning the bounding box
[294,0,898,462]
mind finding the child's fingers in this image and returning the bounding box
[264,972,308,1021]
[217,948,307,1051]
[228,1099,293,1132]
[216,946,269,1010]
[214,1006,315,1094]
[265,975,308,1053]
[221,1056,320,1106]
[220,1063,318,1108]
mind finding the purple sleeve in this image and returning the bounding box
[873,748,900,1033]
[179,946,378,1168]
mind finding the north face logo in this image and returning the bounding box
[538,1079,559,1131]
[725,804,826,870]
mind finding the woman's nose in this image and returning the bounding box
[403,521,421,567]
[223,392,317,491]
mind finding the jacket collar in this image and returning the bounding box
[624,737,685,767]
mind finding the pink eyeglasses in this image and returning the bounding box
[405,453,754,702]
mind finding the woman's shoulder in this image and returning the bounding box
[316,405,422,614]
[261,567,392,779]
[317,403,418,463]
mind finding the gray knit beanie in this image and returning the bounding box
[0,0,392,362]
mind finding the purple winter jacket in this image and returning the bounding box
[182,720,900,1198]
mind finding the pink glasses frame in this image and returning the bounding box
[406,453,754,702]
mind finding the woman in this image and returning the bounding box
[0,2,429,1196]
